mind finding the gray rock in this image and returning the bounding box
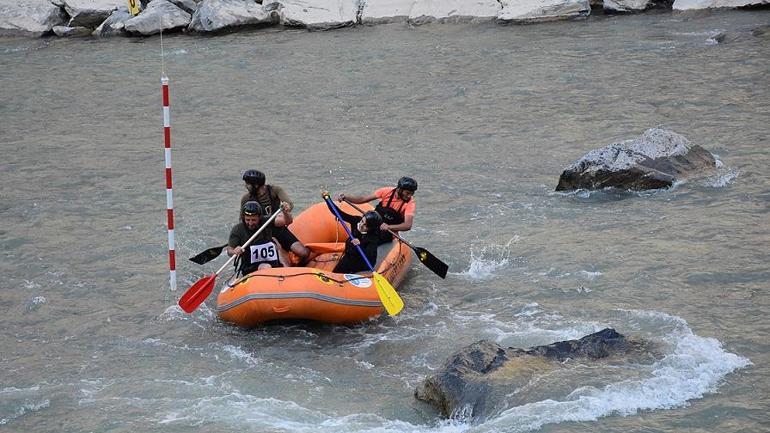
[555,128,717,191]
[603,0,654,12]
[415,328,657,421]
[189,0,272,33]
[498,0,591,23]
[673,0,769,10]
[52,24,92,36]
[264,0,357,30]
[169,0,198,13]
[63,0,124,28]
[124,0,191,35]
[92,6,132,36]
[408,0,500,24]
[0,0,67,37]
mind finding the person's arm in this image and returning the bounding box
[337,192,377,204]
[383,214,413,232]
[272,185,293,212]
[274,202,292,227]
[227,227,244,256]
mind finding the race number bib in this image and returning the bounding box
[250,242,277,264]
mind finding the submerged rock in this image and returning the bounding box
[555,128,717,191]
[415,328,657,421]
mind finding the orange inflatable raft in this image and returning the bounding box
[216,201,413,327]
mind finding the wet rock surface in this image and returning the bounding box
[415,328,659,421]
[555,128,717,192]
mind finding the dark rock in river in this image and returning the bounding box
[555,128,717,191]
[414,328,657,421]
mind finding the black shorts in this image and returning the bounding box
[274,226,300,251]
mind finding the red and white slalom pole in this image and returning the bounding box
[162,75,177,292]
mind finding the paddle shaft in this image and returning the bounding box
[214,208,283,275]
[324,196,376,271]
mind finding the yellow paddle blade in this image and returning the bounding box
[127,0,140,15]
[372,272,404,316]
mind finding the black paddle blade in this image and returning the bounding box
[414,247,448,279]
[189,244,227,265]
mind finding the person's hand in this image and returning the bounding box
[232,246,244,256]
[280,201,292,213]
[380,223,389,232]
[351,238,360,246]
[337,193,345,202]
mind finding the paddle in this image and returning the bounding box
[178,208,283,313]
[342,198,448,279]
[323,194,404,316]
[189,244,228,265]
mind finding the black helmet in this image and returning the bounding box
[363,211,382,232]
[397,176,417,192]
[242,201,263,217]
[242,169,265,186]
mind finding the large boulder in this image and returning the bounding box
[63,0,124,27]
[673,0,769,10]
[555,128,717,192]
[415,329,656,421]
[189,0,273,33]
[360,0,413,23]
[498,0,591,23]
[0,0,67,36]
[409,0,501,24]
[92,6,132,36]
[603,0,655,12]
[124,0,191,35]
[263,0,357,30]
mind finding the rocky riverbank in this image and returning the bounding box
[1,0,768,38]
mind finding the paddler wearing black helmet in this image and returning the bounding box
[337,176,418,244]
[226,200,286,275]
[240,169,310,265]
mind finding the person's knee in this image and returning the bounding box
[257,263,272,270]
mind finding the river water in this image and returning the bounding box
[1,9,768,433]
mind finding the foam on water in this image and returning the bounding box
[469,310,751,433]
[455,239,517,280]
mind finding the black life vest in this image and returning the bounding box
[374,189,405,225]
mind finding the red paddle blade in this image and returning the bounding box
[178,274,217,313]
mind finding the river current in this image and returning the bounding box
[1,10,768,433]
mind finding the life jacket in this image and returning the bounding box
[254,185,280,216]
[234,224,280,275]
[374,188,405,225]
